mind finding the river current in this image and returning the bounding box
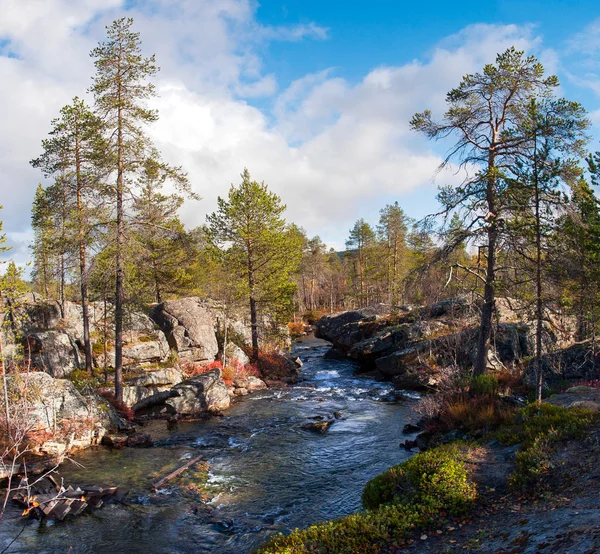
[0,338,417,553]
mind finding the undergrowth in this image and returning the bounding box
[496,403,600,488]
[256,443,477,554]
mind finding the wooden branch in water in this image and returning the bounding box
[152,455,203,491]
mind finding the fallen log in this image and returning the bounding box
[152,455,203,491]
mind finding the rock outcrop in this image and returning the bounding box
[150,297,219,362]
[525,340,600,387]
[315,298,546,390]
[166,369,231,414]
[0,372,123,477]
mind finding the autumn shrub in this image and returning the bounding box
[97,390,134,421]
[252,349,291,381]
[257,443,478,554]
[221,358,261,385]
[418,390,515,436]
[181,360,222,378]
[288,322,305,339]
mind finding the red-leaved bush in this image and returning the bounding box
[182,358,261,386]
[181,360,223,378]
[254,350,291,381]
[98,390,135,421]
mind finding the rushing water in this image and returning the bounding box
[0,338,418,554]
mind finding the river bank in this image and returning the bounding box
[0,338,418,554]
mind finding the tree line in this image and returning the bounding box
[1,24,600,403]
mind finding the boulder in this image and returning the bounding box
[375,343,431,377]
[302,419,334,433]
[126,432,153,448]
[546,388,600,412]
[166,369,231,414]
[427,296,470,318]
[128,368,183,388]
[246,376,268,392]
[314,310,367,344]
[526,340,600,386]
[95,314,170,368]
[2,372,120,471]
[27,330,81,378]
[225,342,250,365]
[122,386,155,408]
[151,297,219,362]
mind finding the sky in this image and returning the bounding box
[1,0,600,268]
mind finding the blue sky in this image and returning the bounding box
[1,0,600,266]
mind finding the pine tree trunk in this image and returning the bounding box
[534,136,544,403]
[474,151,498,376]
[248,248,259,360]
[75,119,93,373]
[114,60,125,402]
[0,313,11,439]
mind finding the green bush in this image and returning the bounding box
[256,443,477,554]
[497,403,599,489]
[470,374,499,396]
[497,403,598,448]
[362,442,476,513]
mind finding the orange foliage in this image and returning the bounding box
[98,390,135,421]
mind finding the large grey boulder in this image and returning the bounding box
[225,342,250,365]
[526,340,600,386]
[27,330,81,378]
[122,385,155,408]
[166,369,230,414]
[0,372,121,476]
[128,367,182,388]
[151,297,219,362]
[94,313,170,368]
[314,310,368,344]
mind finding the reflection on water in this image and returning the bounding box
[0,338,417,554]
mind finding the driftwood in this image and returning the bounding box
[12,478,125,521]
[152,455,203,490]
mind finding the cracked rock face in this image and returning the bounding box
[150,297,219,362]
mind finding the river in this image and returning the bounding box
[0,338,417,553]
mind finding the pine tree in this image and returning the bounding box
[90,18,190,400]
[31,97,105,372]
[377,202,410,306]
[131,158,198,304]
[346,219,377,307]
[207,169,302,358]
[505,97,588,401]
[411,47,561,374]
[30,184,57,298]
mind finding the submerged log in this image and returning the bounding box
[152,455,203,490]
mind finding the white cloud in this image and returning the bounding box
[260,22,329,42]
[0,1,546,266]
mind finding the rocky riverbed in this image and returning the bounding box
[0,338,418,554]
